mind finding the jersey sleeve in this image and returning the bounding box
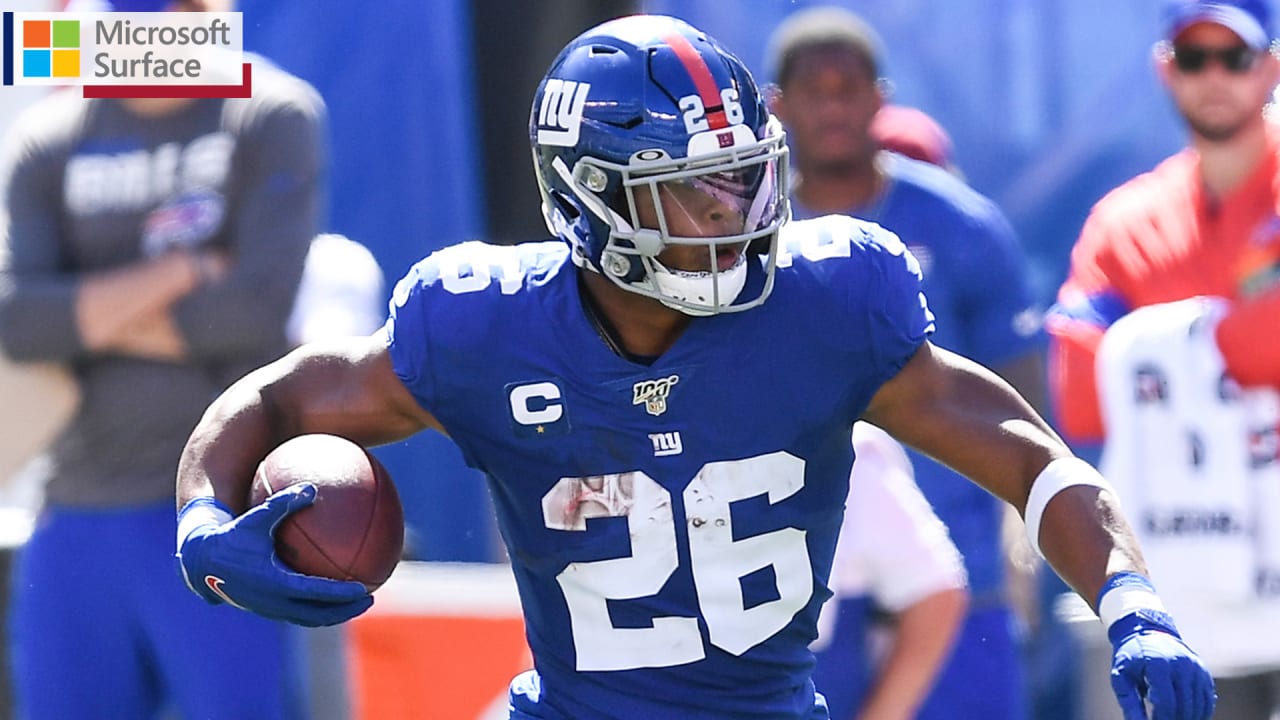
[835,423,967,611]
[383,256,443,409]
[856,223,936,385]
[382,240,568,414]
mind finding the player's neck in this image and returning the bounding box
[1192,119,1271,200]
[792,151,885,214]
[579,270,690,362]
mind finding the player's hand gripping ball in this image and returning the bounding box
[250,434,405,591]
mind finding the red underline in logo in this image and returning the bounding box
[82,62,251,99]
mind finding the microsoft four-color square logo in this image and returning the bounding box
[22,19,79,79]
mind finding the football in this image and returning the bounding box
[250,433,404,591]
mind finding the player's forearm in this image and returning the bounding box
[855,588,968,720]
[869,344,1139,608]
[1031,477,1147,611]
[177,362,291,514]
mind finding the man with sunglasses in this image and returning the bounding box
[1048,1,1280,718]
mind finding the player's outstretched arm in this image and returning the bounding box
[862,342,1114,587]
[862,341,1216,720]
[174,331,440,626]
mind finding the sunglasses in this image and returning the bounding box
[1170,44,1262,74]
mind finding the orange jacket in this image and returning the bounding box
[1048,129,1280,442]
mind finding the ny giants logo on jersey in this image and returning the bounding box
[633,374,679,416]
[649,431,683,457]
[536,79,590,147]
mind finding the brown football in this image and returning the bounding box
[250,434,404,591]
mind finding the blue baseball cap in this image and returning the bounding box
[1165,0,1275,49]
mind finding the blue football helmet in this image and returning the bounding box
[530,15,790,316]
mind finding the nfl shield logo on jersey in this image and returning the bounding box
[633,375,679,416]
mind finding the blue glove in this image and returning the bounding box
[175,484,374,627]
[1102,574,1216,720]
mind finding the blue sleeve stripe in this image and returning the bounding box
[1048,289,1130,330]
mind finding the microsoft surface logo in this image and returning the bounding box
[22,19,79,78]
[4,11,249,96]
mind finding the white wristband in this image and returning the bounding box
[1024,457,1114,557]
[1097,575,1167,629]
[176,498,234,550]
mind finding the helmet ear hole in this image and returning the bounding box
[549,190,581,221]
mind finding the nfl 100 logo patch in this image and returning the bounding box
[633,374,679,417]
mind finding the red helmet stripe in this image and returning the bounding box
[663,33,729,130]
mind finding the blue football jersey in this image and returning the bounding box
[384,215,933,719]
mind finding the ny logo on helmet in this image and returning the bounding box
[633,375,680,416]
[537,79,591,147]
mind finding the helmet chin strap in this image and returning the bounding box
[650,253,748,316]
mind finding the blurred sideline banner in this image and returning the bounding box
[347,562,528,720]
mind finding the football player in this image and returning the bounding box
[174,14,1214,720]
